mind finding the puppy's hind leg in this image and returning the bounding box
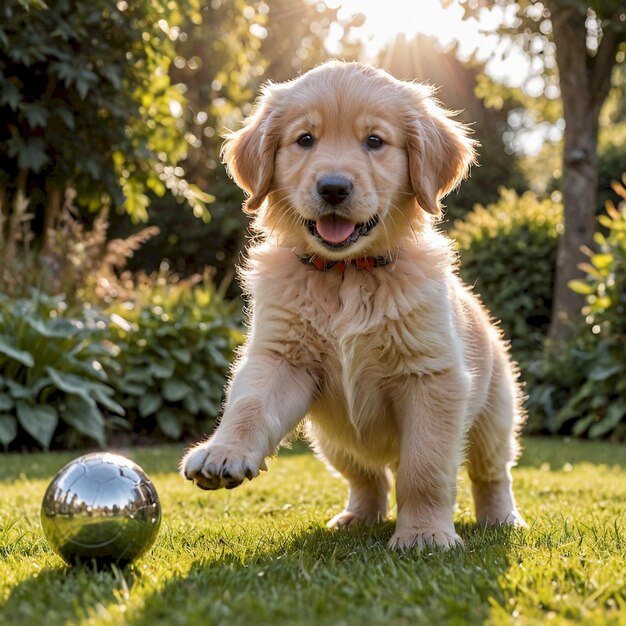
[467,350,527,528]
[319,443,392,528]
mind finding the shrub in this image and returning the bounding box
[104,271,243,441]
[0,191,243,449]
[528,176,626,440]
[0,273,244,450]
[449,188,562,364]
[0,292,121,450]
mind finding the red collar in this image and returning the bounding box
[299,254,391,273]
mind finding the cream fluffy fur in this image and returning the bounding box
[181,61,526,550]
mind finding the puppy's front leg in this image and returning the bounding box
[181,353,315,490]
[390,371,467,550]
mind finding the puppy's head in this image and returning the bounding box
[223,61,476,259]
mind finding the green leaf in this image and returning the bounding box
[588,401,626,439]
[207,344,230,369]
[122,369,154,385]
[45,367,96,408]
[17,137,48,172]
[5,378,38,400]
[588,362,623,382]
[0,337,34,367]
[186,362,204,382]
[75,67,98,100]
[0,414,17,446]
[16,401,57,449]
[0,393,13,411]
[149,360,175,379]
[21,103,49,128]
[183,393,200,415]
[123,180,150,221]
[46,367,123,415]
[56,108,75,130]
[156,408,183,439]
[61,396,105,446]
[0,81,21,110]
[196,394,218,416]
[555,381,594,425]
[162,379,193,402]
[26,316,82,339]
[571,413,596,437]
[138,392,163,418]
[116,379,148,396]
[90,386,125,416]
[101,65,122,90]
[568,280,594,295]
[171,348,192,364]
[591,253,614,270]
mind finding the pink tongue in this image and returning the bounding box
[315,215,356,244]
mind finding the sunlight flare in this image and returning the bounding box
[325,0,531,87]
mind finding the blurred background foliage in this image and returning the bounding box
[0,0,625,448]
[109,0,365,286]
[450,188,562,364]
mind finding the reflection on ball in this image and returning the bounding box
[41,452,161,564]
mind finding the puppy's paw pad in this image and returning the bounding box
[181,442,265,491]
[388,528,463,551]
[327,510,384,529]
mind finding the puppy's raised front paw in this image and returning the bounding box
[181,441,267,490]
[388,527,463,551]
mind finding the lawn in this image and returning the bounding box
[1,437,625,626]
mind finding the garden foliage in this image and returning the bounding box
[528,176,626,440]
[0,276,242,451]
[105,272,243,442]
[0,189,243,450]
[0,293,119,450]
[450,188,562,363]
[0,0,210,229]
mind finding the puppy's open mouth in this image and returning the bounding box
[305,214,379,249]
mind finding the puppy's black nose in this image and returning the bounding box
[317,175,353,206]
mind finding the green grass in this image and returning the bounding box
[1,437,625,626]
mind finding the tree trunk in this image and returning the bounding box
[548,1,621,342]
[549,80,600,338]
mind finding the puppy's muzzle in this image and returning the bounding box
[317,175,353,206]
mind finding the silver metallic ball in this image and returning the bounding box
[41,452,161,564]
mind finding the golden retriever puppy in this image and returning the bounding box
[181,61,526,549]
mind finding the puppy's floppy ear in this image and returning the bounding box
[403,84,477,217]
[221,85,280,213]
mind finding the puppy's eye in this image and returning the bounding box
[296,133,315,148]
[366,135,384,150]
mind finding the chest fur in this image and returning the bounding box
[264,270,455,441]
[285,268,455,375]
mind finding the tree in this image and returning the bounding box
[0,0,206,256]
[458,0,626,340]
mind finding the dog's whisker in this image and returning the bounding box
[389,204,420,246]
[374,211,393,258]
[371,189,415,196]
[271,200,307,247]
[269,185,300,195]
